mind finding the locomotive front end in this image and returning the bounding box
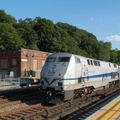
[40,53,71,103]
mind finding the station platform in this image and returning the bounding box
[87,96,120,120]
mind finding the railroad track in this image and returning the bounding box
[0,84,119,120]
[0,86,44,117]
[0,86,40,98]
[60,88,120,120]
[0,92,42,107]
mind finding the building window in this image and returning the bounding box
[12,59,17,66]
[42,60,45,67]
[33,60,37,70]
[0,59,8,69]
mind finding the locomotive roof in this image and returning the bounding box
[48,52,118,65]
[49,52,73,57]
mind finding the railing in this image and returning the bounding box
[0,77,27,89]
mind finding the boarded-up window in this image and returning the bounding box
[0,59,8,69]
[33,60,37,70]
[12,59,17,66]
[42,60,45,67]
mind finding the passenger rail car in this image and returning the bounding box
[40,53,119,103]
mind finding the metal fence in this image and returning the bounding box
[0,77,27,90]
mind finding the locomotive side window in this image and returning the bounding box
[109,63,111,67]
[114,64,117,68]
[98,61,100,66]
[87,59,94,66]
[90,60,93,65]
[87,59,90,65]
[94,61,97,66]
[75,57,81,63]
[57,57,70,62]
[46,57,57,62]
[111,72,116,79]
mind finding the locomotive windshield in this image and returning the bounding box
[46,57,70,62]
[57,57,70,62]
[46,57,57,62]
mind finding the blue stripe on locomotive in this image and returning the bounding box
[44,72,119,85]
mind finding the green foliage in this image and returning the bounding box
[14,18,39,50]
[0,23,25,50]
[0,10,16,24]
[98,41,111,61]
[116,50,120,65]
[109,49,120,65]
[34,17,56,51]
[57,22,100,58]
[0,9,119,65]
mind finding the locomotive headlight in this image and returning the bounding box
[58,82,62,86]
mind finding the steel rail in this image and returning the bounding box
[60,89,120,120]
[21,85,120,120]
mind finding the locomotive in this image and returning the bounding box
[40,53,119,103]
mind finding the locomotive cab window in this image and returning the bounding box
[75,57,81,63]
[46,57,57,62]
[57,57,70,62]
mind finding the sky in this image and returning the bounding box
[0,0,120,50]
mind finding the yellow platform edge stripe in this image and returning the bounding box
[91,97,120,120]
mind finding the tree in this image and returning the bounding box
[109,49,118,63]
[56,22,100,58]
[14,19,39,50]
[33,18,79,53]
[0,23,25,50]
[117,50,120,65]
[98,41,111,61]
[0,10,119,65]
[0,10,16,24]
[109,49,120,65]
[34,17,61,52]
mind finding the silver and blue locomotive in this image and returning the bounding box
[40,53,119,103]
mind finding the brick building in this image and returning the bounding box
[0,48,51,79]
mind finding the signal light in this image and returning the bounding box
[58,74,61,76]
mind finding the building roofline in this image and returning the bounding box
[0,48,52,54]
[0,48,21,52]
[21,48,51,54]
